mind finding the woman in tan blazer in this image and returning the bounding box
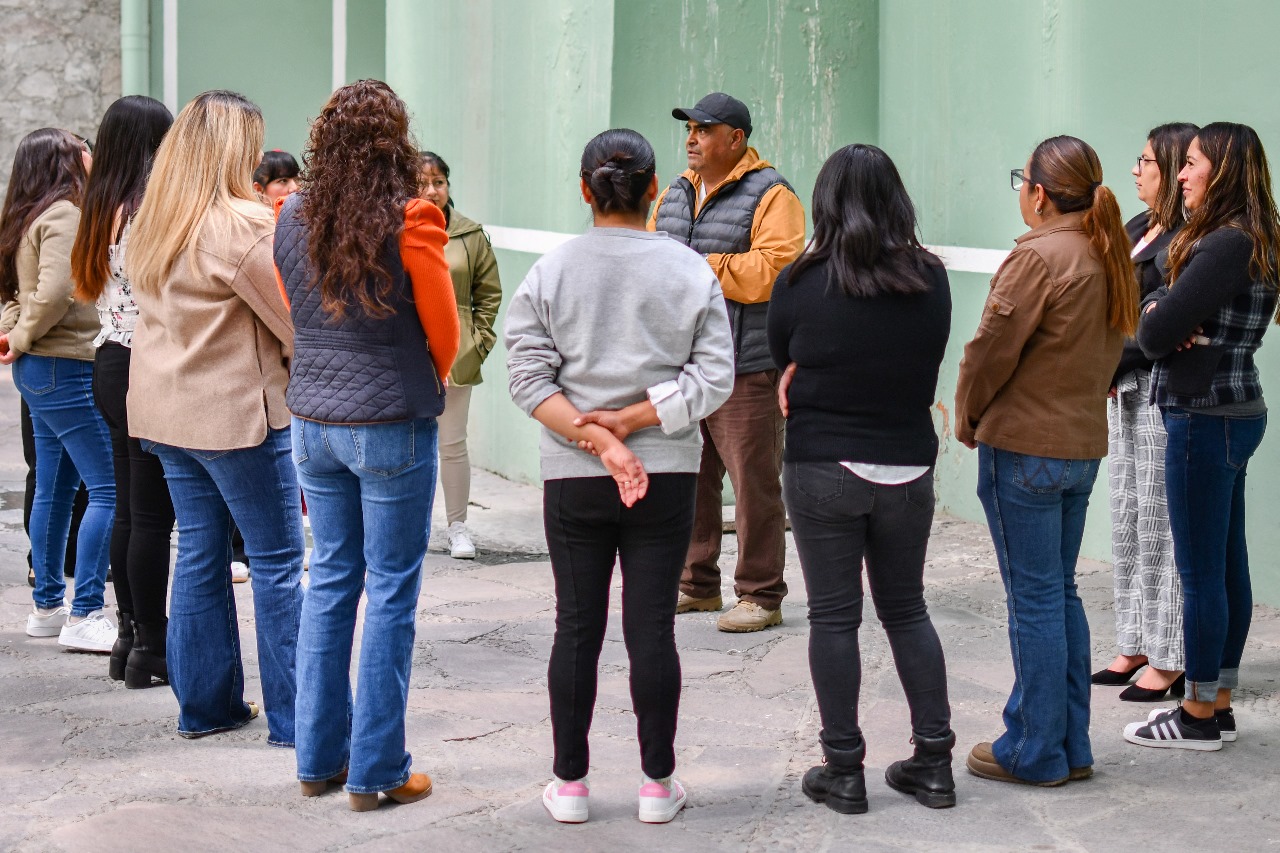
[126,90,303,745]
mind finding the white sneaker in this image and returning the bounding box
[27,605,69,637]
[542,777,589,823]
[447,522,476,559]
[231,561,250,583]
[58,609,116,652]
[638,775,687,823]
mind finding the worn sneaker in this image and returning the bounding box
[447,522,476,559]
[231,561,250,583]
[1125,706,1221,751]
[717,600,782,633]
[1154,706,1239,743]
[676,592,723,613]
[638,776,687,824]
[542,777,589,823]
[27,605,69,637]
[58,609,116,652]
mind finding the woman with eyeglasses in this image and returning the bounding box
[1123,123,1280,751]
[955,136,1137,786]
[1092,123,1198,703]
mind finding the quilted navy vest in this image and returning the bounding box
[274,193,445,424]
[653,166,793,374]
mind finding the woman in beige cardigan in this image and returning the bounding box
[126,90,304,745]
[0,128,119,653]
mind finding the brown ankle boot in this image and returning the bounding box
[349,772,433,812]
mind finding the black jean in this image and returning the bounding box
[22,399,87,574]
[92,342,175,623]
[543,473,696,781]
[783,462,951,750]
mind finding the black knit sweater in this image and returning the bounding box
[766,252,951,465]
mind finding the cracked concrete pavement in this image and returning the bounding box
[3,368,1280,852]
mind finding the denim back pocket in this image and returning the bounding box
[291,419,309,465]
[904,469,936,509]
[350,420,415,476]
[15,354,56,395]
[1225,413,1267,470]
[1012,453,1074,494]
[790,462,845,504]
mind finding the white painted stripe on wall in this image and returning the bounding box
[162,0,178,113]
[331,0,347,92]
[483,224,1009,275]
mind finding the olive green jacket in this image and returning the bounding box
[444,208,502,386]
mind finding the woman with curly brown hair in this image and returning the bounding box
[275,80,458,811]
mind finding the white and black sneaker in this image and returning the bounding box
[1125,706,1222,751]
[1216,707,1237,742]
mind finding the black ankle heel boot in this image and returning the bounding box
[109,610,134,682]
[885,730,957,808]
[125,619,168,689]
[802,737,868,814]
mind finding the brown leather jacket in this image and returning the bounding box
[955,212,1123,459]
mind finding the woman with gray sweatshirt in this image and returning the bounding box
[505,128,734,825]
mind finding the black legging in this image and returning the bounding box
[92,342,175,623]
[542,473,696,782]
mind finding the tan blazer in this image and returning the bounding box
[0,200,100,360]
[955,212,1124,460]
[128,200,293,451]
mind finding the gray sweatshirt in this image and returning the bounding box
[505,227,734,480]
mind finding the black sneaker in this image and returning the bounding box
[1216,707,1237,743]
[1124,707,1221,751]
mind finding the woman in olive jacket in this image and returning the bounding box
[419,152,502,560]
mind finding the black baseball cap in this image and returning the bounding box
[672,92,752,137]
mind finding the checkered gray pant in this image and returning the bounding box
[1107,370,1183,670]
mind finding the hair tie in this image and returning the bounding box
[1090,181,1102,192]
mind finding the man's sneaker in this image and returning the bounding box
[1125,706,1222,751]
[27,605,69,637]
[542,777,589,823]
[638,776,687,824]
[58,609,116,652]
[447,522,476,560]
[717,600,782,633]
[231,561,250,583]
[676,593,722,613]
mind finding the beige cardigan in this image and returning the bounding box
[0,200,100,360]
[128,200,293,451]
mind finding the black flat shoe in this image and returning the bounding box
[1091,662,1146,686]
[1120,673,1185,702]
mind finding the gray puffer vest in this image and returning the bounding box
[654,166,793,374]
[275,194,445,424]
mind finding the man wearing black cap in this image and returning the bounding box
[649,91,805,632]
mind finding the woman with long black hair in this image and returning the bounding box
[70,95,175,686]
[768,144,954,814]
[1125,122,1280,750]
[0,128,117,652]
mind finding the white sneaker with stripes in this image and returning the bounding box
[1125,706,1222,751]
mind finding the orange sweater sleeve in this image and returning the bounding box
[272,196,290,309]
[401,199,460,382]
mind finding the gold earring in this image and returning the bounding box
[1034,206,1043,216]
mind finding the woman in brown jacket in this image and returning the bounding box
[955,136,1136,786]
[126,90,304,746]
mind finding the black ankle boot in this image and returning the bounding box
[109,610,134,682]
[802,737,868,814]
[125,619,168,689]
[885,730,956,808]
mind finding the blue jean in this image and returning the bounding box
[292,416,437,794]
[147,428,304,745]
[977,444,1098,783]
[1163,408,1266,701]
[13,355,115,617]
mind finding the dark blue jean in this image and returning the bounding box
[1163,407,1266,701]
[977,444,1098,783]
[13,354,115,617]
[292,416,437,794]
[147,428,304,745]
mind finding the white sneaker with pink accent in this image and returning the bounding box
[543,777,590,823]
[638,776,687,823]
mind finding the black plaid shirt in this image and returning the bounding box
[1138,226,1278,408]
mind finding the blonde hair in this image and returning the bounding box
[127,90,266,294]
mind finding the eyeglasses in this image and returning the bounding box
[1010,168,1032,191]
[1136,156,1158,170]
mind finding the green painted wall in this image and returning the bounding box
[880,0,1280,599]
